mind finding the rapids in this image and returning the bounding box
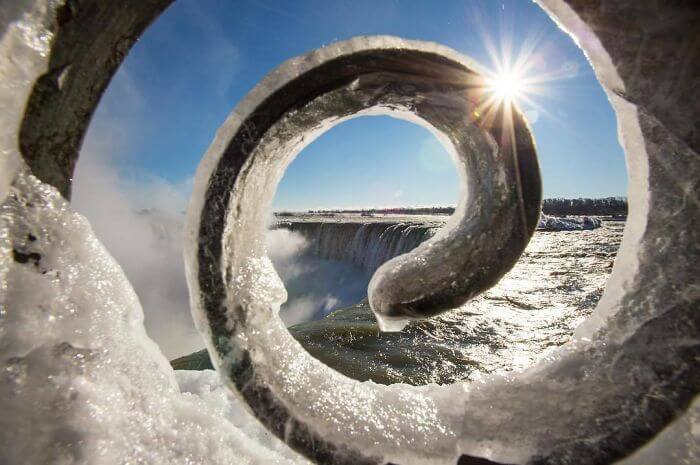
[174,217,623,385]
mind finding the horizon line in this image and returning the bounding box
[272,196,627,213]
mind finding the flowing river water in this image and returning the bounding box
[173,215,624,385]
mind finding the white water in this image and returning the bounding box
[280,218,439,274]
[280,213,603,278]
[537,214,602,231]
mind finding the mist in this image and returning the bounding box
[73,144,368,358]
[267,228,369,325]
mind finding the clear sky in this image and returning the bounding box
[83,0,627,211]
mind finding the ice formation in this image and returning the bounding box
[0,173,306,465]
[0,3,303,464]
[1,1,698,465]
[536,214,601,231]
[185,36,543,336]
[185,34,698,465]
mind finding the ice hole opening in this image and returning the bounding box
[268,115,460,324]
[268,114,464,383]
[46,0,625,389]
[265,122,625,387]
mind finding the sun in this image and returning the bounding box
[487,71,524,103]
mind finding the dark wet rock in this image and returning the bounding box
[12,249,41,265]
[170,348,213,371]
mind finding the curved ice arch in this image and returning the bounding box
[0,1,698,465]
[185,33,698,465]
[187,37,542,337]
[0,3,304,464]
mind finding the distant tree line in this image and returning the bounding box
[275,197,628,217]
[303,206,456,216]
[541,197,627,216]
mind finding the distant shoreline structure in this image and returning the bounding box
[276,197,628,218]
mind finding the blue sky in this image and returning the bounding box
[82,0,627,211]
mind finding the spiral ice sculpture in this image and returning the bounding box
[186,37,542,336]
[1,2,697,465]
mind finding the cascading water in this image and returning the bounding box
[278,213,604,277]
[278,220,439,274]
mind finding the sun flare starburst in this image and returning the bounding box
[464,0,580,129]
[487,70,524,102]
[472,64,534,134]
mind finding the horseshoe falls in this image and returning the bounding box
[278,216,440,275]
[175,213,623,385]
[276,213,602,278]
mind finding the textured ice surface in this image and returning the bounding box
[0,0,53,201]
[1,5,306,461]
[185,34,698,465]
[0,173,306,465]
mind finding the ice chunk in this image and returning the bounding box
[0,172,306,465]
[537,214,602,231]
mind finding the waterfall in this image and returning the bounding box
[277,221,438,274]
